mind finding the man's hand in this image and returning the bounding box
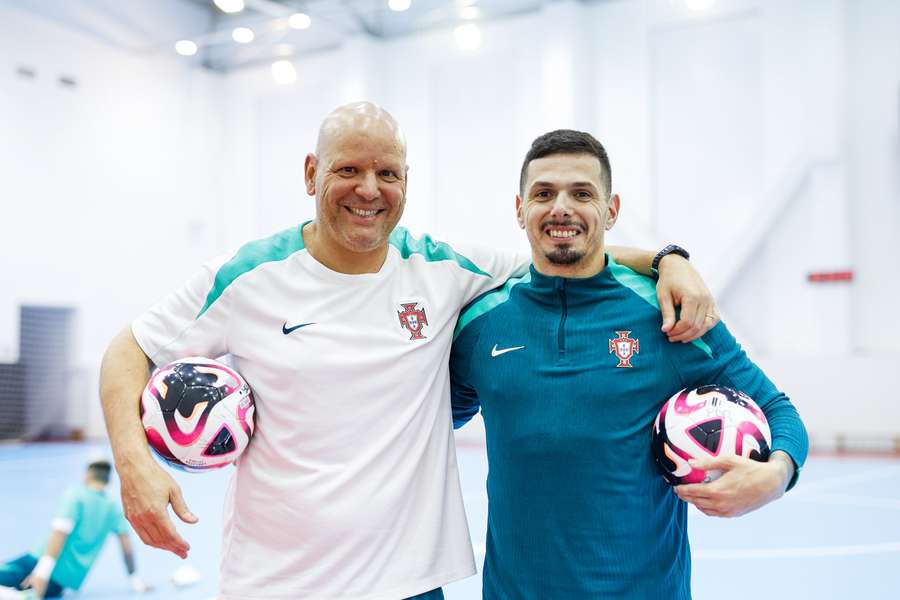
[674,452,794,518]
[20,573,49,599]
[119,456,198,559]
[656,254,720,343]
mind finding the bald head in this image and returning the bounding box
[303,101,409,274]
[316,102,406,161]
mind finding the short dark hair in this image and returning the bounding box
[519,129,611,198]
[87,460,112,484]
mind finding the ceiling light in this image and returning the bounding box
[685,0,715,10]
[271,60,297,85]
[232,27,254,44]
[214,0,245,14]
[454,23,481,51]
[289,12,312,29]
[175,40,198,56]
[389,0,412,12]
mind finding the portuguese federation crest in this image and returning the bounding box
[398,302,428,340]
[609,331,639,368]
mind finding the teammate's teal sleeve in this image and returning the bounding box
[449,257,808,600]
[30,485,127,590]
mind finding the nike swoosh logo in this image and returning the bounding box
[282,322,316,335]
[491,344,525,357]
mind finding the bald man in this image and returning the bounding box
[100,102,719,600]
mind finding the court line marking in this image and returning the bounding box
[695,541,900,560]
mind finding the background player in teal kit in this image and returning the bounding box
[449,130,809,599]
[0,459,148,599]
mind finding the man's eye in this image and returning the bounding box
[534,190,552,200]
[576,191,593,199]
[339,167,356,175]
[380,170,398,178]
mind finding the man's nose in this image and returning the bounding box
[355,171,380,201]
[549,192,573,218]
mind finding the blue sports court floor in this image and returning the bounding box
[1,442,898,599]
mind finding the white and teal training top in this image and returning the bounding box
[31,485,128,590]
[132,222,526,600]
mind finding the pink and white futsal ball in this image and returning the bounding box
[651,385,771,485]
[141,357,255,472]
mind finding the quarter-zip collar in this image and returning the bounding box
[528,253,617,306]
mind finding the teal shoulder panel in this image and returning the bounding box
[196,223,307,319]
[606,256,713,358]
[453,271,532,341]
[389,228,491,277]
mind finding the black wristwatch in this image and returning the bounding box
[650,244,690,279]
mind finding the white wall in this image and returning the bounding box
[845,0,900,352]
[0,3,226,435]
[215,0,899,446]
[2,0,898,445]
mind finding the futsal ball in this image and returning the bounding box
[141,357,255,472]
[651,384,771,485]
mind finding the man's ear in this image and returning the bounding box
[304,153,317,196]
[515,195,525,229]
[605,193,621,230]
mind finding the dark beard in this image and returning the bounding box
[545,245,585,265]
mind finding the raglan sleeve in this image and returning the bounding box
[449,309,487,429]
[131,256,232,367]
[448,240,531,305]
[670,321,809,491]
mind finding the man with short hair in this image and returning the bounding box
[450,129,809,599]
[0,459,149,599]
[100,103,719,599]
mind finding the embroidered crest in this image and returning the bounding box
[398,302,428,340]
[609,331,639,368]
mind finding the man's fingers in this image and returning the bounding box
[156,513,190,557]
[690,456,739,472]
[697,302,719,335]
[668,296,700,342]
[690,300,708,336]
[171,488,199,525]
[658,289,676,333]
[665,303,694,341]
[136,511,189,557]
[696,505,725,517]
[132,521,156,547]
[675,484,715,502]
[142,517,171,552]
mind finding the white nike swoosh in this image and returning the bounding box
[491,344,525,357]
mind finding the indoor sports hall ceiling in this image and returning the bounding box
[5,0,599,72]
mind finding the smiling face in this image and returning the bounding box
[516,152,619,277]
[304,102,408,273]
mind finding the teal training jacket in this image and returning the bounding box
[450,256,808,600]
